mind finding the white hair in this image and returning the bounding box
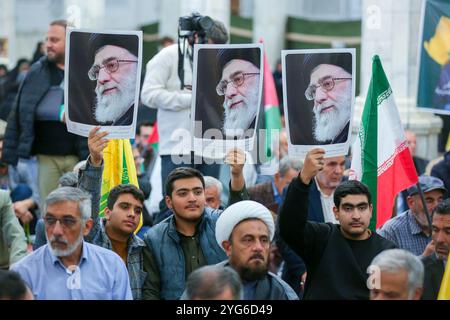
[44,187,91,221]
[204,176,223,194]
[370,249,424,299]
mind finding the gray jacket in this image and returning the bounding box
[0,190,28,269]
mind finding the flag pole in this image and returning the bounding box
[415,182,433,234]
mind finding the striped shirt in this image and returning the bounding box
[377,210,431,256]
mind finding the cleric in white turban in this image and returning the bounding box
[215,200,275,250]
[212,200,298,300]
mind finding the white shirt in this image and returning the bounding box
[315,178,339,224]
[141,44,193,155]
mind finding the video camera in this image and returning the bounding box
[178,12,213,44]
[177,12,214,89]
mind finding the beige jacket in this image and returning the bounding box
[0,190,28,269]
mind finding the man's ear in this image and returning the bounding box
[104,207,112,221]
[274,172,281,182]
[83,218,94,236]
[406,196,415,210]
[165,195,173,209]
[413,288,423,300]
[333,206,340,221]
[222,240,232,258]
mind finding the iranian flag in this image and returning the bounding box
[261,40,282,159]
[350,55,418,230]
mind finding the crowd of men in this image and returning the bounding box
[0,17,449,301]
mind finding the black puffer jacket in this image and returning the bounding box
[2,57,87,165]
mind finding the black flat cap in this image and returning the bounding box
[216,48,261,75]
[88,33,139,61]
[302,52,352,76]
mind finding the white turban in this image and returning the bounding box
[215,200,275,251]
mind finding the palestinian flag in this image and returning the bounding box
[350,55,418,230]
[100,139,142,232]
[147,121,159,153]
[261,41,282,160]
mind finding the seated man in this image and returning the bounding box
[11,187,132,300]
[143,148,248,300]
[76,126,152,300]
[369,249,424,300]
[215,200,298,300]
[204,176,223,210]
[421,199,450,299]
[279,148,396,299]
[182,264,242,300]
[378,175,446,256]
[248,155,302,214]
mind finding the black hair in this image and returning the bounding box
[434,198,450,216]
[107,184,145,210]
[165,167,205,197]
[0,270,28,300]
[333,180,372,208]
[136,121,154,135]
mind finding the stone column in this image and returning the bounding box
[159,0,230,41]
[357,0,441,160]
[253,0,288,68]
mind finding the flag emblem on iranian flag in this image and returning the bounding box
[350,55,418,230]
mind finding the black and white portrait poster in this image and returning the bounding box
[65,29,142,138]
[191,43,263,159]
[282,48,355,157]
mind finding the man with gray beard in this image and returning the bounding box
[216,49,261,139]
[88,34,138,126]
[11,187,132,300]
[304,54,353,144]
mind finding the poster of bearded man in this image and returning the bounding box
[282,49,355,158]
[191,44,263,160]
[65,29,142,139]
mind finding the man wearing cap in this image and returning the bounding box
[215,200,298,300]
[303,53,353,144]
[378,175,447,256]
[215,49,261,139]
[2,20,88,201]
[88,34,139,126]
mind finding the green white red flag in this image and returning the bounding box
[349,55,418,230]
[261,40,282,159]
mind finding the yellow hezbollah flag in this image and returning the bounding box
[99,139,142,233]
[438,255,450,300]
[424,16,450,66]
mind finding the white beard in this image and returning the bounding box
[94,68,136,123]
[313,85,351,142]
[46,228,84,257]
[223,87,259,138]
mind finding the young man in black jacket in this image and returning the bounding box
[279,148,396,299]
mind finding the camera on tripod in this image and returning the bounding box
[178,12,213,44]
